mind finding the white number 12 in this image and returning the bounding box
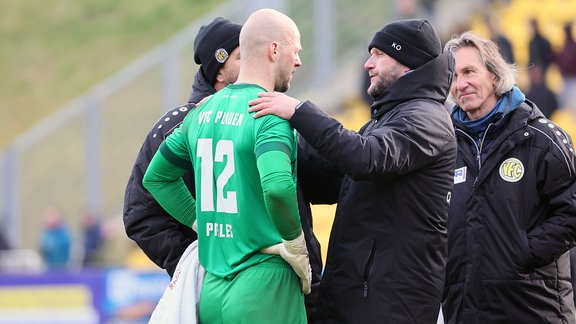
[197,138,237,213]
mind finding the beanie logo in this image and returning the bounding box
[215,48,229,63]
[391,42,401,51]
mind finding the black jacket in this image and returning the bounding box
[123,102,197,276]
[292,51,456,323]
[443,100,576,323]
[123,72,333,311]
[123,74,209,276]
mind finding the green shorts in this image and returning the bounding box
[198,256,306,324]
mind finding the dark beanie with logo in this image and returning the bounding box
[368,19,441,70]
[194,17,242,85]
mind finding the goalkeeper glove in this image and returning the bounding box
[260,232,312,294]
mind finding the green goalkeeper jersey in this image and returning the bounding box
[144,83,302,279]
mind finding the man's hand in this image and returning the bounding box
[260,232,312,294]
[248,92,300,119]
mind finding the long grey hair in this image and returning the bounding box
[444,31,518,98]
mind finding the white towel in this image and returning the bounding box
[149,240,205,324]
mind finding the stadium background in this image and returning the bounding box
[0,0,575,322]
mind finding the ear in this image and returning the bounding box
[215,69,225,83]
[397,61,411,74]
[269,41,280,61]
[491,74,499,87]
[213,69,226,91]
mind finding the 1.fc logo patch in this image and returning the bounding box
[499,158,524,182]
[215,48,229,63]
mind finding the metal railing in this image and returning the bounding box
[0,0,396,250]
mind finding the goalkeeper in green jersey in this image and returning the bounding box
[143,8,309,324]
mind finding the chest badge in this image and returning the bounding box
[454,166,467,184]
[499,158,524,182]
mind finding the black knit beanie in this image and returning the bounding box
[194,17,242,85]
[368,19,441,70]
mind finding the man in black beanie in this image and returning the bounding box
[124,16,328,320]
[188,17,243,104]
[368,19,442,70]
[123,17,242,281]
[249,18,456,323]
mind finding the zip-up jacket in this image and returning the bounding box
[291,51,456,323]
[443,99,576,323]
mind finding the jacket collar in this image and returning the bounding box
[187,71,217,104]
[453,101,543,148]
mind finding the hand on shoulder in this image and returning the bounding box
[248,92,300,120]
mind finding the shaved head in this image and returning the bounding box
[236,8,302,92]
[240,8,300,63]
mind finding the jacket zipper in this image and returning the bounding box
[456,123,494,187]
[363,238,376,298]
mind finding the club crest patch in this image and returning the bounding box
[215,48,229,63]
[499,158,524,182]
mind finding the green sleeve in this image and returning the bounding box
[142,142,197,227]
[256,149,302,240]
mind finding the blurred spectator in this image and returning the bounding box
[82,208,103,266]
[394,0,433,20]
[528,18,554,74]
[525,64,558,118]
[0,223,10,250]
[486,16,515,64]
[420,0,439,19]
[394,0,419,19]
[555,21,576,113]
[39,205,71,270]
[99,216,133,266]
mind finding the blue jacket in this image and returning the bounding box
[40,225,71,269]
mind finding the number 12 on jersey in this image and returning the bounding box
[197,138,238,214]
